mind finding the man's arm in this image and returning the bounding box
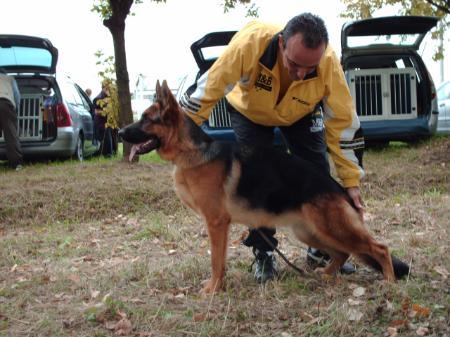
[322,49,365,189]
[11,77,20,111]
[180,25,257,125]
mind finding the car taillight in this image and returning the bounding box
[56,103,72,127]
[426,70,437,100]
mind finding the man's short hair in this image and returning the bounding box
[282,13,329,49]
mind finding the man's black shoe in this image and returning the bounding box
[306,247,356,274]
[252,249,278,284]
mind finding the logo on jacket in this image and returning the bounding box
[255,73,273,91]
[292,96,310,106]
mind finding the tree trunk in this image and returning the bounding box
[103,0,135,161]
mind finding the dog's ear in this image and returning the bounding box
[155,80,162,101]
[159,80,176,107]
[159,80,180,125]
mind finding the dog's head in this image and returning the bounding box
[119,80,182,161]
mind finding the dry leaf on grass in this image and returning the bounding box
[193,313,208,322]
[416,326,429,336]
[67,273,81,285]
[389,320,408,330]
[386,326,398,337]
[411,304,430,317]
[115,317,132,335]
[298,311,315,322]
[348,298,361,306]
[347,308,363,321]
[352,286,366,297]
[433,266,448,279]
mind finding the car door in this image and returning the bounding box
[437,81,450,132]
[74,84,97,152]
[62,80,95,152]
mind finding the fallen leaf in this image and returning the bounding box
[416,326,429,336]
[348,283,359,290]
[115,317,132,335]
[299,311,315,322]
[105,321,117,330]
[91,290,100,299]
[401,298,411,314]
[389,320,407,330]
[278,313,289,321]
[412,304,430,317]
[348,298,361,306]
[386,327,398,337]
[386,300,394,311]
[193,313,207,322]
[67,274,81,285]
[280,333,293,337]
[352,286,366,297]
[129,298,146,304]
[433,266,448,279]
[347,308,363,321]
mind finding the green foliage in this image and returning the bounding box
[95,51,120,129]
[222,0,259,17]
[341,0,449,60]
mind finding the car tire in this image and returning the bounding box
[73,134,84,162]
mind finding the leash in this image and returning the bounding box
[256,228,305,275]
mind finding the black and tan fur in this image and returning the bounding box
[119,80,409,294]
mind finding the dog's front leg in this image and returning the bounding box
[200,214,231,295]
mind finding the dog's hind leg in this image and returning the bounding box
[200,214,231,295]
[315,250,350,276]
[356,239,396,282]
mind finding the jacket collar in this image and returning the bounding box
[259,32,318,81]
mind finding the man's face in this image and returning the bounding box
[278,33,326,81]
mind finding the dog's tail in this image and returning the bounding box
[357,254,410,279]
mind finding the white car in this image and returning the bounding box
[437,80,450,133]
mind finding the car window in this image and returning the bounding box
[76,86,92,111]
[0,46,52,68]
[437,82,450,101]
[61,81,83,106]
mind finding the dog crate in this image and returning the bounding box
[0,94,44,141]
[346,68,417,121]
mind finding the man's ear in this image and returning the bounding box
[278,34,285,50]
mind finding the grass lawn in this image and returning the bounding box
[0,136,449,337]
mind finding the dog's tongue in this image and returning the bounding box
[129,139,160,162]
[129,145,139,162]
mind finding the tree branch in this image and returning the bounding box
[425,0,450,14]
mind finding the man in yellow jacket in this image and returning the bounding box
[181,13,364,283]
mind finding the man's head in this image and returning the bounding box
[278,13,329,81]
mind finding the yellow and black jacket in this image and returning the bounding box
[181,21,364,188]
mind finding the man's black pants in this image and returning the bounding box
[226,100,330,252]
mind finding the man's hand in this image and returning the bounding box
[346,187,364,216]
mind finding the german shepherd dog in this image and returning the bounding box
[119,80,409,294]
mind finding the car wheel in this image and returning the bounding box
[73,135,84,161]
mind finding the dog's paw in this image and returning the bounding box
[199,279,221,295]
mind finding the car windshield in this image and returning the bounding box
[347,33,421,48]
[0,46,52,68]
